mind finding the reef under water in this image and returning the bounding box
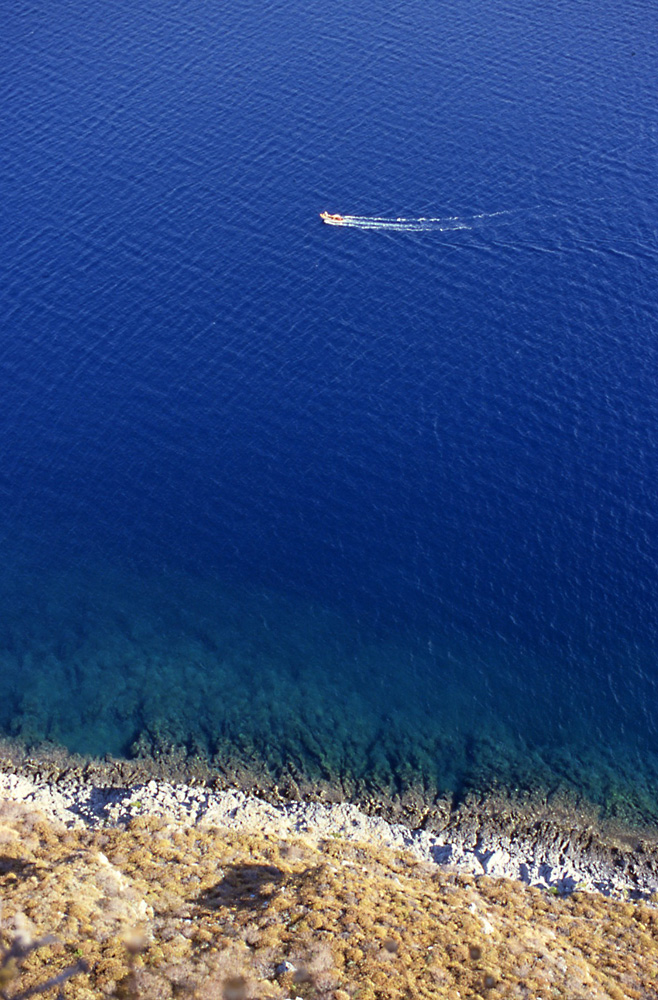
[1,556,658,835]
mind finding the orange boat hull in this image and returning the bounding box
[320,212,344,225]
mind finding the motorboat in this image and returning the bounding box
[320,211,344,225]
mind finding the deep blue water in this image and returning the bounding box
[1,0,657,820]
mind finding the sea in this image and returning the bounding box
[1,0,657,826]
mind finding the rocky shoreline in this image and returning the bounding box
[2,752,657,902]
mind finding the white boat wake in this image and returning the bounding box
[321,210,512,232]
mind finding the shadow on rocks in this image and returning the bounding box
[65,786,131,823]
[199,863,285,911]
[0,855,39,879]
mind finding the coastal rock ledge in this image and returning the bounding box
[1,769,657,901]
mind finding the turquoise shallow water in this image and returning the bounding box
[2,549,658,825]
[1,0,657,824]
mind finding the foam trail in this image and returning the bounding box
[324,210,513,232]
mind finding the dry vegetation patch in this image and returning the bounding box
[0,801,656,999]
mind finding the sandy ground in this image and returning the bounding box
[1,769,656,901]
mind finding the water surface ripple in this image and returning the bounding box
[1,0,657,824]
